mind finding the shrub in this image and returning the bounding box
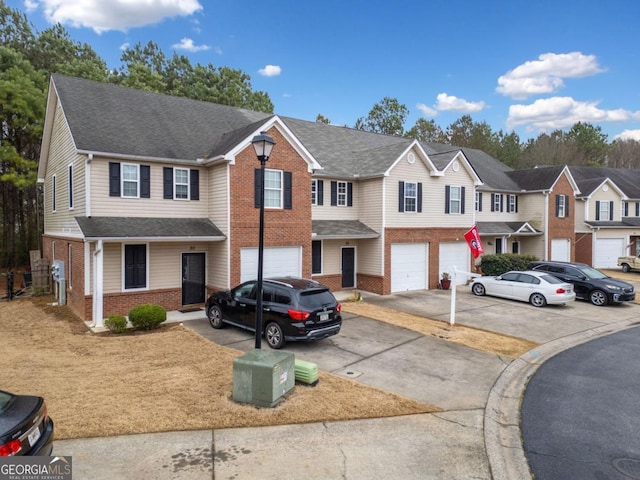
[128,303,167,330]
[479,254,538,276]
[104,315,128,334]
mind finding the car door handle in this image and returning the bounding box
[263,308,271,312]
[239,303,246,307]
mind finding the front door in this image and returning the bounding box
[341,247,355,288]
[182,253,205,305]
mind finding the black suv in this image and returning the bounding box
[528,260,635,306]
[205,277,342,349]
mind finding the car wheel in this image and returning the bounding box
[265,322,285,349]
[529,293,547,307]
[207,305,224,329]
[622,263,631,273]
[589,289,608,306]
[471,283,486,296]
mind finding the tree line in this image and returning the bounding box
[2,3,639,268]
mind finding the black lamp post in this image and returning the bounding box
[251,131,275,349]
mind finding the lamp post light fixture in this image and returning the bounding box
[251,131,275,349]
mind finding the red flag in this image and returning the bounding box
[464,225,484,259]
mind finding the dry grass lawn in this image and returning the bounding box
[1,296,439,440]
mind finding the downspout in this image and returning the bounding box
[90,239,104,328]
[85,154,92,216]
[543,192,550,260]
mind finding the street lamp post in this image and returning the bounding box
[251,131,275,349]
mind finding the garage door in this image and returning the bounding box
[391,243,428,292]
[594,238,624,268]
[551,239,570,262]
[240,247,301,282]
[439,242,470,285]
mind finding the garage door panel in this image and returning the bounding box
[551,239,570,262]
[594,238,624,268]
[241,247,301,282]
[391,243,428,292]
[439,242,469,285]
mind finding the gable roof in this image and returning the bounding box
[569,166,640,199]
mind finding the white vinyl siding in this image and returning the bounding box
[312,179,359,221]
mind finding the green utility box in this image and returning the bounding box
[232,349,295,407]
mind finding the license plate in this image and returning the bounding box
[27,425,41,447]
[319,313,329,322]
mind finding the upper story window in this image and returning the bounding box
[475,192,482,212]
[174,168,189,200]
[445,185,465,214]
[556,194,567,217]
[311,179,324,206]
[52,174,57,212]
[330,181,353,207]
[68,164,74,209]
[399,181,421,213]
[110,162,151,199]
[491,193,503,212]
[264,169,283,208]
[122,163,140,197]
[596,200,613,221]
[506,194,518,213]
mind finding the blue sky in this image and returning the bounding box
[8,0,640,142]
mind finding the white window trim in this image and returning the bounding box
[475,192,481,212]
[265,169,283,209]
[121,243,150,291]
[311,179,318,206]
[449,185,462,214]
[558,195,566,218]
[337,181,348,207]
[404,181,418,213]
[122,163,140,198]
[493,193,501,212]
[174,167,190,201]
[508,194,516,213]
[599,201,610,220]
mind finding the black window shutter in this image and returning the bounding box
[312,240,322,274]
[445,186,451,214]
[254,168,262,208]
[109,162,120,197]
[555,195,560,216]
[461,186,466,214]
[478,192,483,211]
[491,193,495,212]
[284,171,292,209]
[515,195,518,213]
[317,180,324,206]
[347,182,353,207]
[624,201,629,217]
[595,201,600,221]
[417,183,423,213]
[330,181,337,206]
[500,194,504,212]
[565,195,569,217]
[398,181,405,212]
[140,165,150,198]
[609,201,614,220]
[163,167,173,199]
[636,202,639,216]
[190,169,199,200]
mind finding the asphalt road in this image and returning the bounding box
[521,325,640,480]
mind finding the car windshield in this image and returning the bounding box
[577,266,608,279]
[0,391,14,413]
[298,289,336,309]
[541,274,563,284]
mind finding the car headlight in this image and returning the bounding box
[605,284,622,291]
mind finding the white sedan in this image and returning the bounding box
[470,270,576,307]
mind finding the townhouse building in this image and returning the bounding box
[37,74,640,325]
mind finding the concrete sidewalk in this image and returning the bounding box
[54,287,640,479]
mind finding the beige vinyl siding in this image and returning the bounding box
[387,157,475,228]
[357,178,383,232]
[516,193,546,231]
[208,163,229,235]
[587,185,622,221]
[311,178,359,221]
[321,240,343,275]
[90,160,208,217]
[574,200,589,232]
[208,242,228,288]
[357,239,382,275]
[44,103,85,235]
[476,191,524,223]
[103,242,123,293]
[519,236,544,259]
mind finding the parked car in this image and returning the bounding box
[205,277,342,349]
[618,253,640,273]
[0,390,54,456]
[470,270,575,307]
[528,260,635,306]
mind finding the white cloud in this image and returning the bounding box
[496,52,604,99]
[24,0,38,11]
[119,42,130,51]
[615,129,640,141]
[435,93,485,113]
[416,103,438,117]
[31,0,203,33]
[506,96,640,131]
[258,65,281,77]
[171,37,210,52]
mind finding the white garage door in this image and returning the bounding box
[551,239,570,262]
[439,242,470,285]
[594,238,624,268]
[391,243,428,292]
[240,247,301,282]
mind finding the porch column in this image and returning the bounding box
[91,240,104,328]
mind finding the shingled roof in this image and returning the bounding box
[75,217,224,240]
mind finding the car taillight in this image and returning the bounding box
[0,439,22,456]
[288,309,310,321]
[556,288,566,294]
[336,303,342,313]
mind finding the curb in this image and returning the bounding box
[484,319,639,480]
